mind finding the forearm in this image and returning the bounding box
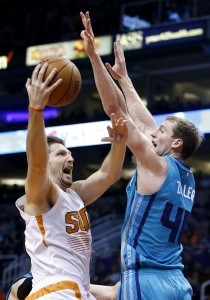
[27,109,48,169]
[90,284,118,300]
[89,52,126,118]
[118,76,157,134]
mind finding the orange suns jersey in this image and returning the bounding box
[16,187,92,292]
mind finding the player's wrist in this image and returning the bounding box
[28,105,44,112]
[118,75,130,84]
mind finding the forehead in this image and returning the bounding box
[160,120,176,131]
[49,143,67,153]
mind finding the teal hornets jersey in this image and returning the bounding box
[121,156,195,272]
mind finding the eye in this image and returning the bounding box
[57,151,65,156]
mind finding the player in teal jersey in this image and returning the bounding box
[80,11,204,300]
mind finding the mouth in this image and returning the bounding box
[152,141,157,148]
[63,166,72,175]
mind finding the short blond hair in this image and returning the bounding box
[166,116,204,160]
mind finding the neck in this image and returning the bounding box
[168,152,183,160]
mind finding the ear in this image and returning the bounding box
[172,138,183,150]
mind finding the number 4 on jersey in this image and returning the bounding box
[160,202,191,243]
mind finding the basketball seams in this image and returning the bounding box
[46,58,67,64]
[62,65,74,101]
[51,63,73,106]
[51,62,71,74]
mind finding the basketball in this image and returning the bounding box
[40,57,81,107]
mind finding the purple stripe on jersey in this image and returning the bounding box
[135,268,141,299]
[133,193,157,249]
[119,282,122,299]
[135,252,141,268]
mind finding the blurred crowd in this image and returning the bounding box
[0,0,206,51]
[0,0,128,51]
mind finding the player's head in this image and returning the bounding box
[166,116,204,159]
[151,116,204,160]
[47,135,74,189]
[47,134,65,148]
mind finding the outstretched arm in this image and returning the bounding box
[25,63,62,215]
[105,41,157,136]
[80,11,166,179]
[80,11,126,119]
[80,11,157,137]
[72,113,128,206]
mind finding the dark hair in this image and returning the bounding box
[47,135,65,147]
[166,116,204,160]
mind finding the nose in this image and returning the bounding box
[68,154,74,163]
[151,130,157,138]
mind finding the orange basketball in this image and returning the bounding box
[40,57,81,107]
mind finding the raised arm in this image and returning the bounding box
[105,41,157,136]
[25,63,62,215]
[72,113,128,206]
[80,12,165,183]
[80,11,127,119]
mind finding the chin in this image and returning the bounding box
[69,178,74,185]
[66,180,72,187]
[62,179,72,189]
[154,148,159,155]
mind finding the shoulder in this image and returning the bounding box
[70,181,84,197]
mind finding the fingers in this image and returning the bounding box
[80,30,85,39]
[85,11,90,19]
[116,117,124,127]
[47,78,62,93]
[80,11,85,19]
[114,41,125,63]
[102,114,128,143]
[30,63,50,86]
[31,63,42,82]
[27,63,62,95]
[80,11,86,27]
[80,27,94,41]
[84,30,93,40]
[105,63,120,81]
[87,16,94,37]
[116,40,125,59]
[80,11,94,36]
[101,136,113,143]
[110,112,117,126]
[114,42,121,61]
[41,65,62,92]
[37,63,48,82]
[110,113,128,130]
[105,62,116,77]
[25,78,31,90]
[43,67,57,87]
